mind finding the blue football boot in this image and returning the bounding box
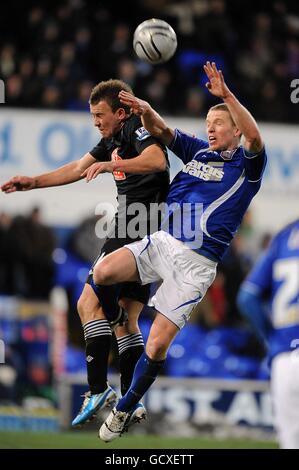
[72,385,117,427]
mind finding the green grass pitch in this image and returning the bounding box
[0,431,278,449]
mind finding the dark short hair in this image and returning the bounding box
[89,79,133,113]
[208,103,236,126]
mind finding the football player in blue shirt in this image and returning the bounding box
[95,61,268,442]
[237,220,299,449]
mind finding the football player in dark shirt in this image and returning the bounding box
[1,79,169,427]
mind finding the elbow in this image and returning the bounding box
[156,157,167,172]
[153,155,167,172]
[153,124,171,142]
[245,134,264,153]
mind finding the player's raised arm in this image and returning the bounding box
[119,91,174,147]
[1,153,96,193]
[204,61,264,153]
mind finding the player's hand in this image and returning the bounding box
[1,176,36,193]
[119,91,150,116]
[203,61,231,99]
[81,162,114,182]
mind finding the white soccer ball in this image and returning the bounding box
[133,19,177,64]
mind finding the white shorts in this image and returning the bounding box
[125,231,217,329]
[271,352,299,449]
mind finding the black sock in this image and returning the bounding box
[117,333,144,396]
[83,319,112,395]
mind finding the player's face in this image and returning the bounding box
[206,110,239,151]
[90,100,125,139]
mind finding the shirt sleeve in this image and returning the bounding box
[237,289,272,346]
[241,236,278,296]
[89,140,110,161]
[243,146,267,183]
[131,123,164,155]
[168,129,209,164]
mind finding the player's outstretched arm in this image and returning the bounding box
[81,143,167,181]
[204,61,264,153]
[119,91,174,147]
[1,153,96,193]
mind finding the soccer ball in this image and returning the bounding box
[133,19,177,64]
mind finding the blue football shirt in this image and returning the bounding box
[160,129,267,261]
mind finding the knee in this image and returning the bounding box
[93,260,113,286]
[118,299,141,334]
[146,336,168,361]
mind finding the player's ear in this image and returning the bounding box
[116,107,127,120]
[234,127,242,138]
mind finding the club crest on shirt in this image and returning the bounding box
[182,160,224,181]
[135,127,151,141]
[220,148,238,160]
[111,148,126,181]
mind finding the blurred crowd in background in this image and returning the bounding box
[1,0,299,121]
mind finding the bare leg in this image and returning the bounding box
[93,247,139,285]
[145,312,180,360]
[77,283,106,323]
[116,298,144,335]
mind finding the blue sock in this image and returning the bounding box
[116,352,165,412]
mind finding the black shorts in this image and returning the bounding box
[86,229,150,305]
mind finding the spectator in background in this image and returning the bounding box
[0,44,16,78]
[6,74,24,107]
[70,215,106,264]
[38,21,60,62]
[194,0,235,55]
[144,68,175,113]
[111,23,131,57]
[6,208,56,299]
[185,87,205,117]
[27,7,45,45]
[117,58,138,89]
[33,57,53,105]
[26,207,56,299]
[0,212,13,295]
[67,80,93,111]
[19,57,36,105]
[41,85,62,109]
[256,80,288,122]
